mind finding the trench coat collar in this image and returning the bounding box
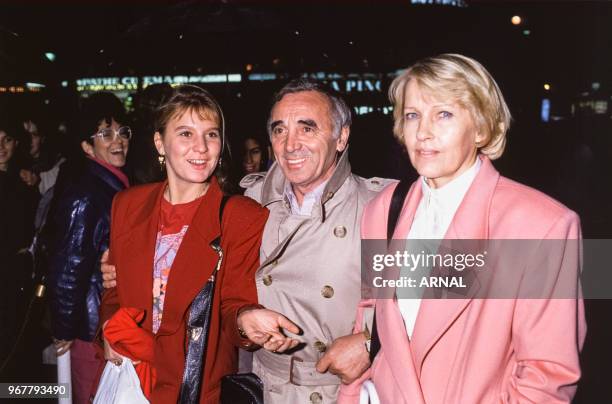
[260,147,352,221]
[378,155,500,379]
[120,177,224,335]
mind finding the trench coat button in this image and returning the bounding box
[313,340,327,353]
[371,179,380,185]
[263,275,273,286]
[310,392,323,403]
[321,285,334,298]
[333,225,347,238]
[325,191,334,200]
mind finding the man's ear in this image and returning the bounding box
[153,132,165,156]
[81,140,95,159]
[336,126,350,152]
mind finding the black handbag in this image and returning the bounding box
[178,195,263,404]
[220,372,263,404]
[369,179,410,363]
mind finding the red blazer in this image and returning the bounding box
[99,177,268,403]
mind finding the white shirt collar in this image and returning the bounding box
[420,156,481,214]
[398,157,482,338]
[284,179,329,216]
[408,157,481,240]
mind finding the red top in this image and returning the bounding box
[100,178,268,403]
[152,195,204,333]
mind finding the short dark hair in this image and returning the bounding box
[78,92,127,144]
[268,78,352,138]
[0,115,25,143]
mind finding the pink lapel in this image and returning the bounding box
[375,181,426,401]
[410,156,500,374]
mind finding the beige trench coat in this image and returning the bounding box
[241,150,392,404]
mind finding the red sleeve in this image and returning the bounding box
[218,199,269,348]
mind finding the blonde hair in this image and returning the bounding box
[389,54,511,160]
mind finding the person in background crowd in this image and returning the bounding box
[0,116,38,368]
[241,134,271,175]
[98,85,287,403]
[46,92,131,404]
[18,115,58,189]
[339,54,586,403]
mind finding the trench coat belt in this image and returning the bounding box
[256,349,342,386]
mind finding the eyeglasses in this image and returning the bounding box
[91,126,132,143]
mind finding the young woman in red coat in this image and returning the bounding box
[99,85,270,403]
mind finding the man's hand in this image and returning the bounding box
[53,338,73,356]
[100,250,116,288]
[237,308,301,353]
[315,332,370,384]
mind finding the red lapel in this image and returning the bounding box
[116,182,166,332]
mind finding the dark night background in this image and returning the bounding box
[1,1,611,402]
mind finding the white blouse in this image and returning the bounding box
[397,157,481,338]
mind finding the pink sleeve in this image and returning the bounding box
[507,211,587,403]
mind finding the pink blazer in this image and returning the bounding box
[339,156,586,404]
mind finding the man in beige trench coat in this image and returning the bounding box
[240,79,392,403]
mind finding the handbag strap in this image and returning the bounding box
[369,180,410,363]
[179,195,231,404]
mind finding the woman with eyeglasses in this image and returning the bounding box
[45,92,131,404]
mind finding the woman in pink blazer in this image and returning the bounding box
[339,54,586,403]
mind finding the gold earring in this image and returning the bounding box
[158,154,165,170]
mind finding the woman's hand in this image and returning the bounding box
[101,320,136,366]
[103,336,124,366]
[237,308,301,353]
[53,338,73,356]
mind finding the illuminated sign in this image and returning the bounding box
[331,79,382,93]
[142,74,241,88]
[354,105,393,116]
[0,86,29,93]
[75,74,242,92]
[541,98,550,122]
[76,77,138,92]
[411,0,467,6]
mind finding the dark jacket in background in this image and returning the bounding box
[0,169,38,361]
[46,159,126,341]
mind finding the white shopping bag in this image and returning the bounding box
[57,349,72,404]
[360,380,380,404]
[93,359,149,404]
